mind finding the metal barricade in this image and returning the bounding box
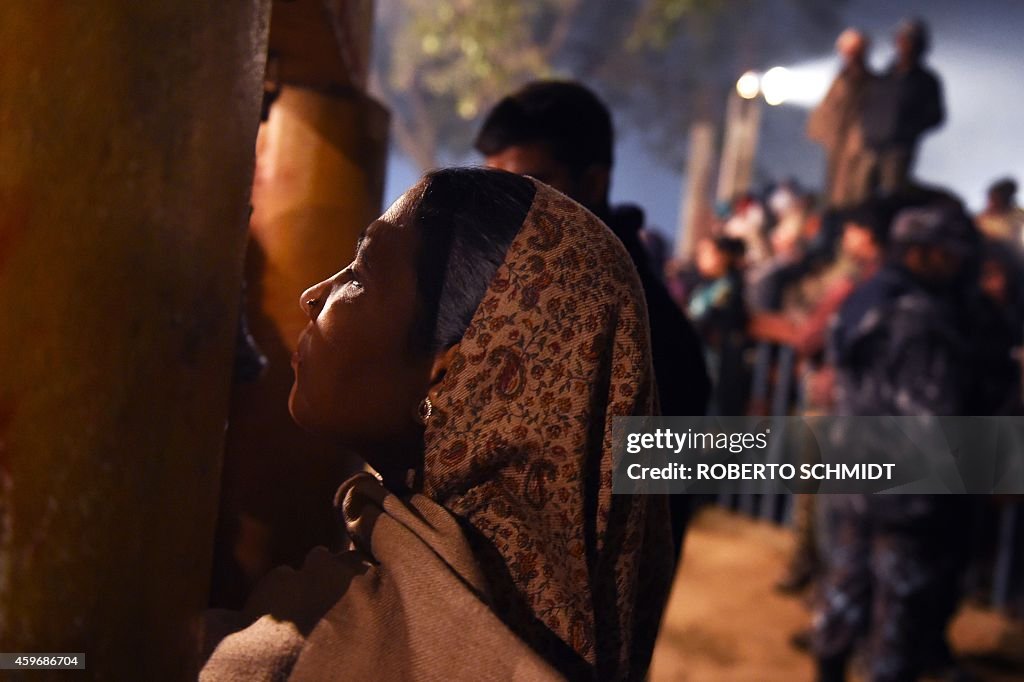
[711,340,1024,616]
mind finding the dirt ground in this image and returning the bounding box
[649,507,1024,681]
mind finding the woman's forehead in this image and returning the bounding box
[380,189,416,225]
[357,217,416,271]
[362,190,417,249]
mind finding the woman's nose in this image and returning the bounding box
[299,278,331,318]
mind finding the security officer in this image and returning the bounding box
[814,201,986,682]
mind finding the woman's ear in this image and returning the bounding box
[428,344,460,395]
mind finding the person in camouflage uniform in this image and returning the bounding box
[813,201,987,682]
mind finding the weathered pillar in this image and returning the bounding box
[676,121,718,260]
[0,2,271,679]
[214,0,389,600]
[716,92,763,206]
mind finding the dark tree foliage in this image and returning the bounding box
[372,0,847,170]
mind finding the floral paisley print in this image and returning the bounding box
[423,181,673,680]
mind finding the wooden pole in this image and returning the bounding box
[677,121,718,260]
[0,2,271,678]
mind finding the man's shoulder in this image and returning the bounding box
[844,267,902,305]
[837,268,908,332]
[912,65,943,90]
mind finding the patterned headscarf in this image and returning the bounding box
[423,180,673,680]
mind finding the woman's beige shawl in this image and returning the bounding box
[201,180,673,681]
[201,473,561,681]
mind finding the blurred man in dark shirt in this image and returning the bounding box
[862,19,945,195]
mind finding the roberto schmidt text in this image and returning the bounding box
[625,462,896,481]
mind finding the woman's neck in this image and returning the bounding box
[359,439,425,494]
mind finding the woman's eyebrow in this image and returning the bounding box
[355,219,383,253]
[353,227,377,276]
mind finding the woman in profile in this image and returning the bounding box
[201,168,672,681]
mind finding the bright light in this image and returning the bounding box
[774,57,838,108]
[760,66,791,106]
[753,57,837,108]
[736,71,760,99]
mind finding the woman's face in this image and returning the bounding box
[289,198,432,456]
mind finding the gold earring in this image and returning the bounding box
[416,397,433,425]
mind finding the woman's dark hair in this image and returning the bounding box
[405,167,536,353]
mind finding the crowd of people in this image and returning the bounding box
[667,172,1024,680]
[661,19,1024,682]
[202,16,1023,682]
